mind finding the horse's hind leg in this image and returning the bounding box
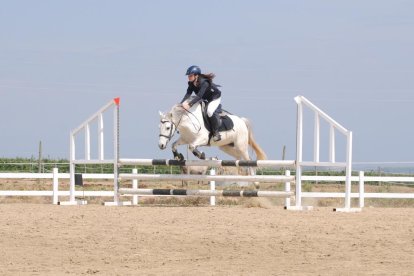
[239,149,256,174]
[219,145,243,160]
[220,145,259,188]
[219,145,249,175]
[237,146,261,188]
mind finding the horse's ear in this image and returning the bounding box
[159,111,165,118]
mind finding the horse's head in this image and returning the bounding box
[158,99,201,150]
[158,111,176,150]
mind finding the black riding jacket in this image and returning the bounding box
[180,77,221,107]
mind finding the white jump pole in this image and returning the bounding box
[118,159,296,168]
[118,173,294,183]
[119,188,293,198]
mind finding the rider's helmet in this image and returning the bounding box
[185,65,201,75]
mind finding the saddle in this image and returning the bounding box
[200,101,234,133]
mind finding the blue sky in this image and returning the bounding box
[1,1,414,162]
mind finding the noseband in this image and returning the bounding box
[159,120,176,140]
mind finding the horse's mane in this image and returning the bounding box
[163,96,202,123]
[182,95,198,105]
[171,96,200,114]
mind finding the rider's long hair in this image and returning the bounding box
[196,73,215,86]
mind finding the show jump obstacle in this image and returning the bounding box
[59,96,360,212]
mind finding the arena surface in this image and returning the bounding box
[0,204,413,275]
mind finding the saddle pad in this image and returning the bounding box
[218,115,234,131]
[200,101,234,132]
[202,113,234,132]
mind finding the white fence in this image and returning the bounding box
[5,96,412,211]
[1,170,413,207]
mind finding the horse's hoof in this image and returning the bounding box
[200,152,206,160]
[178,153,185,161]
[174,152,185,161]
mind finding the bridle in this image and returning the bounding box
[159,105,202,142]
[159,119,177,141]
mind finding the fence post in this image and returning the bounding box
[359,171,365,208]
[52,168,58,205]
[210,168,216,206]
[284,170,291,208]
[132,168,138,205]
[344,131,353,209]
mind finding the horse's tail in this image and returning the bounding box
[242,118,267,160]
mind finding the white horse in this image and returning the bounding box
[158,96,267,162]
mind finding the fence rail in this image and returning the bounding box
[1,171,413,206]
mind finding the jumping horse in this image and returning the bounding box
[158,96,267,164]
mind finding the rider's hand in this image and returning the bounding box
[182,102,190,110]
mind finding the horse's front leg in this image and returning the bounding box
[189,144,206,160]
[171,138,185,161]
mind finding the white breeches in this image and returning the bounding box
[207,97,221,117]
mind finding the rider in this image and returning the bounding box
[181,65,222,142]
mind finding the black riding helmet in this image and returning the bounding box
[185,65,201,75]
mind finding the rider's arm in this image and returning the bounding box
[180,86,192,103]
[188,80,209,106]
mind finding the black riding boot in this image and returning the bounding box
[210,112,222,142]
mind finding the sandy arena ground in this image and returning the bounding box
[0,204,413,275]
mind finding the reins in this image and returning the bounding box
[180,106,202,133]
[159,103,203,142]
